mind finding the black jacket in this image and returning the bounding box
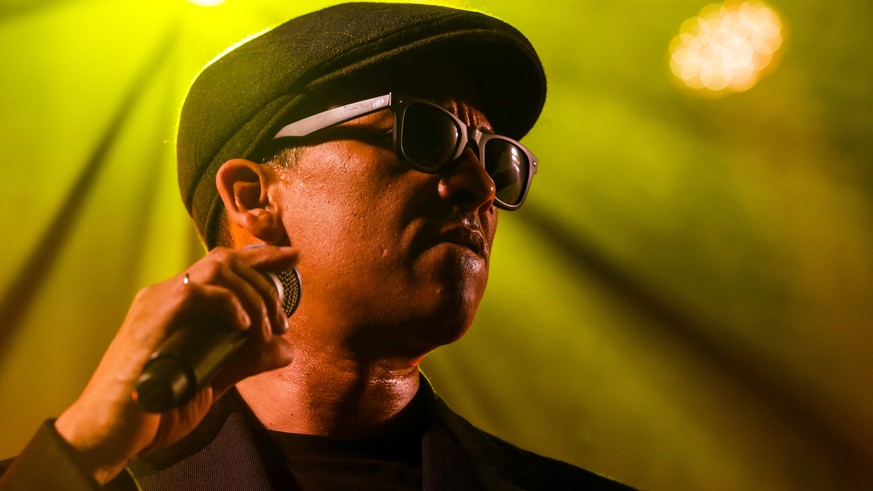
[1,377,633,490]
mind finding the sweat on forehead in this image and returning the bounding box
[176,2,546,248]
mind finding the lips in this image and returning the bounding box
[437,224,488,257]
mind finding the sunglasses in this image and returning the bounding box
[271,93,538,210]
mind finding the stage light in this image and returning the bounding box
[669,1,784,94]
[187,0,225,6]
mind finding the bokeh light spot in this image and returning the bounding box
[669,1,784,94]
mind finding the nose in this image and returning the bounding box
[438,146,496,214]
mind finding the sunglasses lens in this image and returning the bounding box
[484,139,528,206]
[400,104,461,170]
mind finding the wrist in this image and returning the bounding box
[55,407,132,485]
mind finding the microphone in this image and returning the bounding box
[134,268,302,413]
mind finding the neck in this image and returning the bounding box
[236,342,423,439]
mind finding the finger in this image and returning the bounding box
[228,260,286,338]
[236,244,300,272]
[187,252,273,340]
[224,245,300,334]
[178,283,253,332]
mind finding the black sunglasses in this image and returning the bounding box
[271,93,538,210]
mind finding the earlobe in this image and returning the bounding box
[215,159,286,244]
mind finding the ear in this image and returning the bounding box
[215,158,286,245]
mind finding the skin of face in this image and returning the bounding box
[268,90,499,364]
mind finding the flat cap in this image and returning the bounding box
[178,2,547,247]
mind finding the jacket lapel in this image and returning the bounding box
[420,377,523,491]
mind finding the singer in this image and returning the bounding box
[0,3,632,490]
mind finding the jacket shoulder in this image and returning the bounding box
[430,394,635,490]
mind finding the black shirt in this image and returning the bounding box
[267,430,423,490]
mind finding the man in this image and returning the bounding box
[0,3,632,489]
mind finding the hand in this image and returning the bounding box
[54,245,299,484]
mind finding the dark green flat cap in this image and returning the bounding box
[178,2,546,247]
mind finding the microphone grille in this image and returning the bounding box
[276,268,302,317]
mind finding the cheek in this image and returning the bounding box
[278,150,415,273]
[485,208,498,248]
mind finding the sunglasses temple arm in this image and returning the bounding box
[272,93,393,139]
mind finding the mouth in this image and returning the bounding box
[437,225,488,258]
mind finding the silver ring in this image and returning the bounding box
[183,273,190,285]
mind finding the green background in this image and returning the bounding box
[1,0,871,489]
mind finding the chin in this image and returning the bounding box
[400,317,474,360]
[416,290,482,349]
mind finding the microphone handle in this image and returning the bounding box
[135,324,248,412]
[135,269,301,413]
